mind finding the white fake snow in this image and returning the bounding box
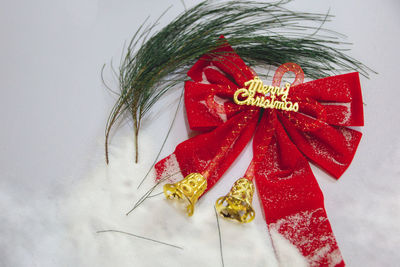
[270,228,308,267]
[61,127,283,267]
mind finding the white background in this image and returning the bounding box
[1,0,399,266]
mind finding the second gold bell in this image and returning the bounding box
[215,178,255,223]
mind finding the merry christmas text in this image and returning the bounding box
[233,77,299,112]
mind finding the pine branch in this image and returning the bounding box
[105,0,373,164]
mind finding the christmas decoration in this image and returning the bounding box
[104,1,374,266]
[155,37,364,266]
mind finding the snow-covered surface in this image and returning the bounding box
[1,0,399,266]
[63,127,279,267]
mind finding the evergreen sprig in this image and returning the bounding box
[105,0,372,164]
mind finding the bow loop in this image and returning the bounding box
[284,96,328,132]
[187,36,255,87]
[290,72,364,126]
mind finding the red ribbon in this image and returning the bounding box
[155,37,363,266]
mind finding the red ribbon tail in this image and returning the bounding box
[254,111,345,266]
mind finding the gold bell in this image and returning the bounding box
[215,178,255,223]
[163,173,207,216]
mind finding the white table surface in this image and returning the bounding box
[1,0,399,266]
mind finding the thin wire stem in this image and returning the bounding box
[214,206,225,267]
[126,171,181,215]
[137,87,184,189]
[96,229,183,250]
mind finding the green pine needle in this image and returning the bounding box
[105,0,373,164]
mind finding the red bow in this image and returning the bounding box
[155,37,363,266]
